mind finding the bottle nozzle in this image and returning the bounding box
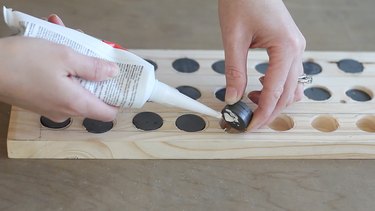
[149,80,222,119]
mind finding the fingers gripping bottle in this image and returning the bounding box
[3,6,222,119]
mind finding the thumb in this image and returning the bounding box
[224,43,249,105]
[69,53,119,81]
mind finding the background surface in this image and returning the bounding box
[1,0,375,210]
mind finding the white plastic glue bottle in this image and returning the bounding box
[3,6,222,119]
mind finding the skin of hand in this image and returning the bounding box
[0,16,119,122]
[218,0,306,131]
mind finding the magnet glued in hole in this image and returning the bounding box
[255,62,269,74]
[172,58,200,73]
[303,61,322,75]
[40,116,71,129]
[337,59,364,73]
[144,59,158,71]
[304,87,331,101]
[82,118,114,134]
[176,114,206,132]
[215,88,226,102]
[346,89,372,102]
[132,112,163,131]
[211,60,225,74]
[176,86,201,100]
[221,101,253,131]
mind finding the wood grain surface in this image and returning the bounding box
[2,0,375,210]
[7,50,375,159]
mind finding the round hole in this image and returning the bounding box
[211,60,225,74]
[83,118,114,134]
[176,86,201,100]
[132,112,163,131]
[356,115,375,133]
[144,59,158,71]
[311,115,339,132]
[172,58,199,73]
[345,88,372,102]
[304,87,331,101]
[337,59,364,73]
[40,116,71,129]
[268,114,294,131]
[175,114,206,132]
[215,88,226,102]
[303,61,322,75]
[255,62,269,74]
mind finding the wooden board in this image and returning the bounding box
[6,50,375,159]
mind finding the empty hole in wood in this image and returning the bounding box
[304,86,331,101]
[82,118,114,134]
[311,115,339,132]
[144,59,158,71]
[345,87,373,102]
[40,116,72,129]
[132,112,163,131]
[176,85,201,100]
[175,114,206,132]
[303,61,322,75]
[215,88,226,102]
[211,60,225,74]
[337,59,364,73]
[268,114,294,131]
[172,58,199,73]
[356,115,375,133]
[255,62,269,74]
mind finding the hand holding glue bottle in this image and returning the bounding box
[3,7,222,120]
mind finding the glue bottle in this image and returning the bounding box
[3,6,222,119]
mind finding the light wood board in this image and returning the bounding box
[7,50,375,159]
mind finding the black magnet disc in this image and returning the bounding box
[211,60,225,74]
[215,88,226,102]
[144,59,158,71]
[221,101,253,131]
[172,58,200,73]
[176,86,201,100]
[304,87,331,101]
[303,61,322,75]
[83,118,114,134]
[175,114,206,132]
[132,112,163,131]
[337,59,364,73]
[255,62,269,74]
[40,116,71,129]
[346,89,372,102]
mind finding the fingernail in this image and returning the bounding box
[108,63,119,78]
[225,87,238,105]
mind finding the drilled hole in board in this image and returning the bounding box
[176,86,201,100]
[337,59,364,73]
[176,114,206,132]
[303,61,322,75]
[304,86,331,101]
[144,59,158,71]
[311,115,339,132]
[211,60,225,74]
[82,118,114,134]
[255,62,269,74]
[345,88,372,102]
[268,114,294,131]
[132,112,163,131]
[40,116,71,129]
[172,58,199,73]
[215,88,226,102]
[356,115,375,133]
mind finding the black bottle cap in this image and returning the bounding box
[221,101,253,131]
